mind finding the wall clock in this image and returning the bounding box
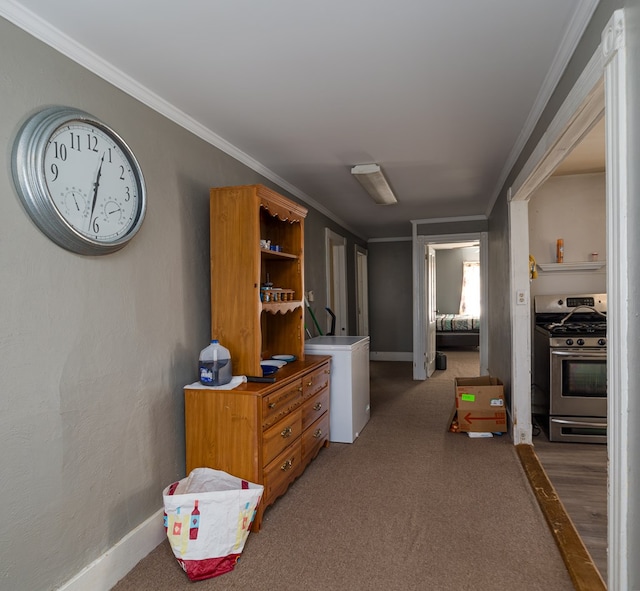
[11,106,147,255]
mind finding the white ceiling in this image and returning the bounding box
[1,0,601,239]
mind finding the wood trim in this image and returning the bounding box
[257,184,307,222]
[602,10,629,589]
[516,444,606,591]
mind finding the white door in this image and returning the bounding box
[325,228,348,335]
[355,246,369,336]
[426,245,437,377]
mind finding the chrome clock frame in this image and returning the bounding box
[11,106,147,255]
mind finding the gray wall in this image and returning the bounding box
[367,218,489,358]
[367,240,413,353]
[303,206,366,338]
[0,17,362,590]
[417,218,488,236]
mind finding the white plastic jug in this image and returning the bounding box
[199,340,232,386]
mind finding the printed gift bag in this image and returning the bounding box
[163,467,263,581]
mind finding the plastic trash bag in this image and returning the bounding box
[163,467,263,581]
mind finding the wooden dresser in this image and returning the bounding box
[184,184,332,530]
[184,356,330,531]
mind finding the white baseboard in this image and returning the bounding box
[58,508,165,591]
[369,351,413,362]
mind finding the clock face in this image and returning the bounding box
[12,107,146,255]
[44,121,142,243]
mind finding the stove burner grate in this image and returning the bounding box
[541,321,607,335]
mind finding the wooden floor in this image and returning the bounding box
[531,421,608,584]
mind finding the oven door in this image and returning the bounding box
[549,349,607,417]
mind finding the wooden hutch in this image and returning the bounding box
[184,184,331,530]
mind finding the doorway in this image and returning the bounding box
[412,232,488,380]
[508,67,605,445]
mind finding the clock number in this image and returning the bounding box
[69,132,81,152]
[87,133,99,153]
[106,148,113,163]
[92,217,100,233]
[53,141,67,161]
[50,163,59,181]
[125,186,131,202]
[119,165,125,181]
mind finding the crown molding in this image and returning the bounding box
[0,0,365,240]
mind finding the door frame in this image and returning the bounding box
[325,228,348,335]
[355,245,369,336]
[412,231,488,380]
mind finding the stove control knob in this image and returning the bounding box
[565,338,574,346]
[577,338,585,346]
[598,338,607,346]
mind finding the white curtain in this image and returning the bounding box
[459,261,480,316]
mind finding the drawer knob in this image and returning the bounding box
[268,402,276,409]
[313,429,323,438]
[307,380,313,386]
[313,402,322,411]
[281,426,293,438]
[298,387,303,392]
[281,459,293,471]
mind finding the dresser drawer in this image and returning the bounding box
[302,412,330,467]
[262,379,302,430]
[263,440,302,505]
[302,385,330,430]
[262,408,302,466]
[302,362,330,402]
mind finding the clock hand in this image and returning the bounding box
[89,153,105,228]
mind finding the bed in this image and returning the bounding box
[435,313,480,348]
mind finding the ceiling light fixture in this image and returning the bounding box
[350,163,397,205]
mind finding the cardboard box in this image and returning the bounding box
[449,376,507,433]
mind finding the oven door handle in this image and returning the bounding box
[551,418,608,428]
[550,350,606,359]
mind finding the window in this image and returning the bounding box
[459,261,480,316]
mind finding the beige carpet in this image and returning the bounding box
[113,352,574,590]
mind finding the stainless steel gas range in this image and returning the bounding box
[532,293,607,444]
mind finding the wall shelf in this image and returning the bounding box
[537,261,606,272]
